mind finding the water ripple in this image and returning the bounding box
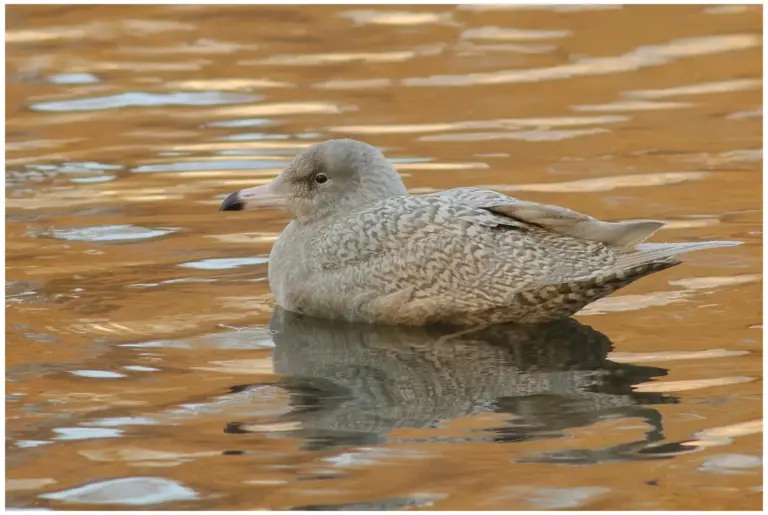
[186,101,351,119]
[485,171,709,193]
[461,26,570,41]
[49,73,99,85]
[627,78,762,99]
[340,10,453,26]
[30,91,258,112]
[421,128,609,142]
[330,115,627,135]
[40,477,199,506]
[243,50,419,66]
[52,427,123,441]
[48,225,177,243]
[167,78,294,90]
[179,257,269,270]
[6,19,192,44]
[457,4,620,12]
[572,100,693,112]
[403,35,759,87]
[133,160,287,174]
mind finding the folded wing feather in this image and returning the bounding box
[484,200,665,247]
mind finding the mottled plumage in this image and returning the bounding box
[220,139,740,325]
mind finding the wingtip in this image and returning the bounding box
[704,240,744,248]
[618,239,744,270]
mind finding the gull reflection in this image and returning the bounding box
[225,308,685,463]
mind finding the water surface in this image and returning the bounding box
[6,5,762,510]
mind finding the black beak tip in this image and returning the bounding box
[220,191,244,212]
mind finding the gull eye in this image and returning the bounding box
[315,173,328,184]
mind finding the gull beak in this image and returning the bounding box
[220,182,287,212]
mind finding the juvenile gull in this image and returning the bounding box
[220,139,740,325]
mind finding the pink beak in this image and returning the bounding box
[220,182,286,212]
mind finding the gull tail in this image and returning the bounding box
[614,240,743,270]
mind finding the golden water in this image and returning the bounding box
[6,5,762,510]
